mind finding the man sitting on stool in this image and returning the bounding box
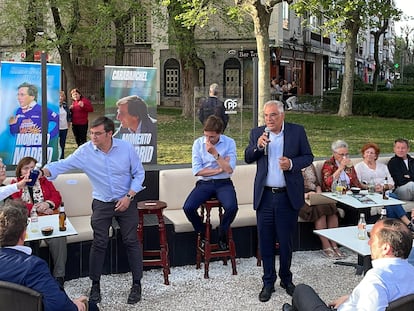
[282,218,414,311]
[183,115,238,250]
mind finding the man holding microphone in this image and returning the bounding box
[245,100,313,302]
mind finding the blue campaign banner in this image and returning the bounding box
[104,66,157,164]
[0,62,61,165]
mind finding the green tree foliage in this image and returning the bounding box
[293,0,401,116]
[160,0,288,124]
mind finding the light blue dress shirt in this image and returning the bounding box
[265,122,286,187]
[191,134,237,180]
[46,138,145,202]
[339,257,414,311]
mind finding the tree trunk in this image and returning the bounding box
[249,4,271,126]
[372,32,381,92]
[50,0,79,92]
[114,28,126,66]
[181,60,198,118]
[60,51,76,92]
[25,0,37,62]
[167,0,201,119]
[372,18,388,92]
[338,21,359,117]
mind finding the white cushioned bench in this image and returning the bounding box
[159,157,414,233]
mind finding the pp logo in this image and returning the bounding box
[224,99,238,114]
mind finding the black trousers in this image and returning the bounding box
[292,284,334,311]
[89,199,143,283]
[72,124,88,146]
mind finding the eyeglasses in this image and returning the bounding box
[89,131,106,137]
[264,113,282,118]
[335,152,349,157]
[0,165,6,171]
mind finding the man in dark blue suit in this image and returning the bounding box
[0,200,98,311]
[245,100,313,302]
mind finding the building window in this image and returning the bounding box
[223,58,241,98]
[199,68,205,87]
[125,13,151,44]
[164,58,180,97]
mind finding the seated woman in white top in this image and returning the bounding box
[355,142,413,231]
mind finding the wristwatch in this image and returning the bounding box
[214,153,220,160]
[126,193,135,201]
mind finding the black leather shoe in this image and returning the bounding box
[218,234,229,250]
[282,303,294,311]
[280,282,296,296]
[127,283,142,304]
[259,286,275,302]
[217,227,229,250]
[89,284,101,303]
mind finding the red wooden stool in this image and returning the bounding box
[137,200,170,285]
[196,199,237,279]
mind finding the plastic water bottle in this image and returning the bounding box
[30,208,39,233]
[27,163,42,187]
[357,213,367,240]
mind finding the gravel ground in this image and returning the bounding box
[64,249,362,311]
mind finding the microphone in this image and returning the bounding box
[264,127,270,156]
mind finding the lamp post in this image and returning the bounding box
[41,51,48,166]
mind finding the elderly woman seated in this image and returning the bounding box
[355,142,414,231]
[321,140,363,192]
[300,164,344,258]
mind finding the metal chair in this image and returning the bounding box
[386,294,414,311]
[0,280,43,311]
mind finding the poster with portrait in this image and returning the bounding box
[104,66,157,164]
[0,61,60,166]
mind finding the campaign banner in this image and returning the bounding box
[0,62,61,166]
[104,66,157,164]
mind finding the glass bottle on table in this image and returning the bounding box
[30,208,39,233]
[380,207,387,220]
[357,213,367,240]
[382,177,389,200]
[59,202,66,231]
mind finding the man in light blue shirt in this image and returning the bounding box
[183,115,238,250]
[282,218,414,311]
[41,116,145,305]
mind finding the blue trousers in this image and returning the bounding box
[257,189,298,287]
[385,192,407,219]
[183,179,238,233]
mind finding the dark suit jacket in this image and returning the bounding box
[388,154,414,187]
[0,248,77,311]
[244,123,313,210]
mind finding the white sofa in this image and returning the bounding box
[4,156,412,242]
[159,157,414,234]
